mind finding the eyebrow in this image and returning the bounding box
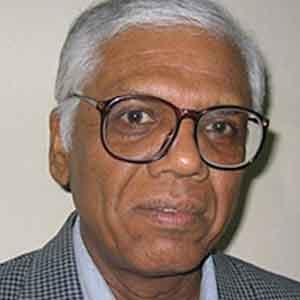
[101,78,248,110]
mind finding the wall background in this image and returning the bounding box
[1,0,299,281]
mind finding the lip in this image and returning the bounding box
[133,201,206,229]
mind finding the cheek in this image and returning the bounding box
[70,111,122,210]
[69,127,141,246]
[206,170,243,244]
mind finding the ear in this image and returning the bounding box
[49,109,70,191]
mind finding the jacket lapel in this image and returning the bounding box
[213,253,256,300]
[20,212,83,300]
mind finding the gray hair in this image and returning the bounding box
[55,0,266,152]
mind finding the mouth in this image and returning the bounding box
[133,202,206,229]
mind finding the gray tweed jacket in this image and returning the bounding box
[1,212,300,300]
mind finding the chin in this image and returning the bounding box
[129,258,203,278]
[122,238,209,277]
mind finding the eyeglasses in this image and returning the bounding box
[70,93,269,170]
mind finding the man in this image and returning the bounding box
[1,0,299,299]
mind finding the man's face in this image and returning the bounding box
[51,26,250,276]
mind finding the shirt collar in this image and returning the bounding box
[73,216,218,300]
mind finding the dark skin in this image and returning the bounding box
[50,26,251,300]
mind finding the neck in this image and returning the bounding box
[81,233,202,300]
[99,262,201,300]
[78,221,202,300]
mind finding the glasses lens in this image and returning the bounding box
[103,97,176,161]
[197,108,263,168]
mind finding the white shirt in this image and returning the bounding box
[73,217,219,300]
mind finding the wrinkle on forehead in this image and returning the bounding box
[85,25,250,108]
[98,75,247,109]
[100,25,244,64]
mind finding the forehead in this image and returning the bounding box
[85,25,250,108]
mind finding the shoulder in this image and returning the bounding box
[213,253,300,299]
[0,213,79,300]
[0,251,38,299]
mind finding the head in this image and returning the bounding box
[50,0,266,278]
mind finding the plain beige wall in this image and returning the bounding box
[1,0,299,281]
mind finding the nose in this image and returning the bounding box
[147,119,208,179]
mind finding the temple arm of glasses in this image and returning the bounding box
[71,93,99,108]
[249,117,269,128]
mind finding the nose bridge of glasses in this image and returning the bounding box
[175,108,201,138]
[159,115,206,175]
[171,113,199,153]
[162,107,202,152]
[178,108,200,122]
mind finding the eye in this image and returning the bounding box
[205,120,236,136]
[120,110,154,125]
